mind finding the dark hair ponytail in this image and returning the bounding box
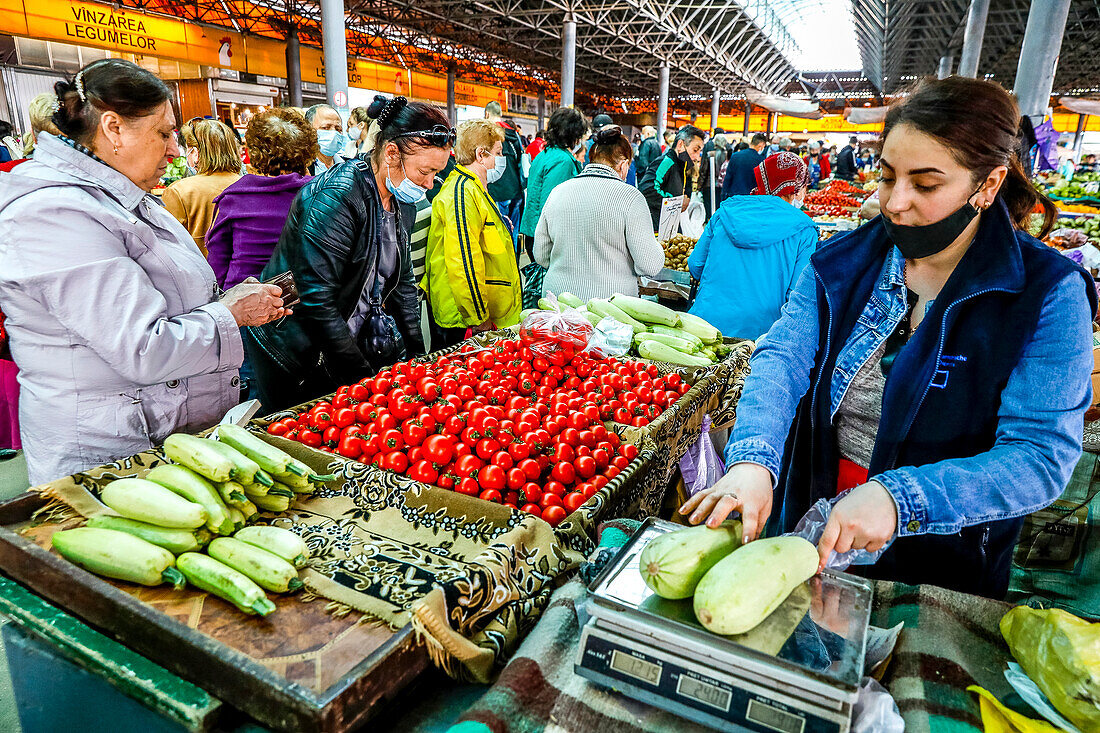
[883,76,1058,239]
[52,59,171,146]
[365,94,451,164]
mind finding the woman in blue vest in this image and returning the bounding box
[680,77,1097,598]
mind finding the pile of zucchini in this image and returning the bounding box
[50,425,330,616]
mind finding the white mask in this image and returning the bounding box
[791,195,805,209]
[348,125,362,141]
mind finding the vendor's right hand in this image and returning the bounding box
[220,277,292,327]
[678,462,773,542]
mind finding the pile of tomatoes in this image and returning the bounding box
[822,179,868,197]
[805,189,862,208]
[265,337,691,525]
[805,204,854,217]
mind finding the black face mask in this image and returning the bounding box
[881,187,984,260]
[677,149,693,164]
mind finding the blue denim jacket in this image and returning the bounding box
[726,234,1094,538]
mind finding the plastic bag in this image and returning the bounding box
[787,492,892,571]
[583,316,633,358]
[680,197,706,238]
[518,304,594,358]
[679,415,725,497]
[852,678,904,733]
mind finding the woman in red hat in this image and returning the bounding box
[687,151,817,340]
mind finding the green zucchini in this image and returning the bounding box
[251,493,291,513]
[202,439,262,485]
[175,553,276,616]
[216,424,292,474]
[100,478,207,529]
[212,480,248,506]
[52,528,185,588]
[234,526,309,568]
[163,433,234,482]
[226,507,246,531]
[85,515,209,554]
[145,464,234,535]
[207,537,303,593]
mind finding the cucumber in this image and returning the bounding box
[234,526,309,568]
[100,478,207,529]
[213,480,248,506]
[649,324,705,350]
[175,553,276,616]
[251,492,291,513]
[581,311,603,328]
[639,523,741,599]
[556,292,584,308]
[610,293,682,327]
[52,528,185,588]
[588,298,646,333]
[202,439,263,485]
[86,515,209,554]
[537,297,562,312]
[694,537,819,635]
[216,424,291,475]
[207,537,303,593]
[163,434,234,482]
[678,312,722,344]
[145,464,234,536]
[636,340,714,367]
[634,332,701,354]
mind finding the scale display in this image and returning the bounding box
[576,518,874,733]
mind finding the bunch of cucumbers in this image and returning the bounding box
[51,425,331,616]
[527,292,730,368]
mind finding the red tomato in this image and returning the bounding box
[267,421,289,436]
[454,454,482,478]
[612,455,630,470]
[336,435,363,458]
[299,429,322,448]
[456,477,480,496]
[479,464,506,491]
[382,451,409,474]
[520,503,542,515]
[522,482,543,503]
[620,443,639,460]
[475,438,500,460]
[540,492,564,508]
[402,419,427,447]
[506,467,527,490]
[563,491,586,512]
[422,434,454,465]
[409,460,439,484]
[544,480,567,497]
[380,429,404,451]
[575,455,596,479]
[491,451,514,471]
[541,505,567,526]
[551,461,576,484]
[333,407,355,428]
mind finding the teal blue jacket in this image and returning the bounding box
[519,146,581,238]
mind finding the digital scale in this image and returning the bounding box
[575,518,874,733]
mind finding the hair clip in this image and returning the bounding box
[74,71,87,103]
[379,96,407,127]
[50,96,60,113]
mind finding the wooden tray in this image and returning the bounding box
[0,490,428,732]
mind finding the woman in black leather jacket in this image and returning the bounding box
[245,96,454,411]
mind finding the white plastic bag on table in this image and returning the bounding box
[787,491,893,571]
[679,415,725,497]
[852,678,904,733]
[584,316,633,357]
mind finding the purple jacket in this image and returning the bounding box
[206,173,311,289]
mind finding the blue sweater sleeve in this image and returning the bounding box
[874,272,1094,536]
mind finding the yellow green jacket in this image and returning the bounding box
[423,165,522,329]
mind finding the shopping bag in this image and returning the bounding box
[678,415,725,497]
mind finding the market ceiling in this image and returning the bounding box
[120,0,798,101]
[852,0,1100,95]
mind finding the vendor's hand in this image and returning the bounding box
[681,197,691,211]
[816,481,898,571]
[220,277,292,327]
[472,319,494,334]
[678,462,773,541]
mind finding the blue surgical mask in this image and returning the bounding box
[317,129,346,158]
[386,160,427,204]
[486,153,507,184]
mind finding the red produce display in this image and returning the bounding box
[266,334,689,524]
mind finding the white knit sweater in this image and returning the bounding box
[534,164,665,301]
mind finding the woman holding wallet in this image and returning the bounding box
[245,95,454,411]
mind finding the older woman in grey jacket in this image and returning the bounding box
[534,126,664,301]
[0,60,288,485]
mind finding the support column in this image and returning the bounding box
[560,18,577,108]
[710,87,720,131]
[1074,114,1088,155]
[957,0,990,77]
[937,55,954,79]
[1013,0,1073,122]
[743,101,751,135]
[657,64,670,141]
[537,92,546,131]
[285,25,302,108]
[446,67,457,126]
[319,0,349,112]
